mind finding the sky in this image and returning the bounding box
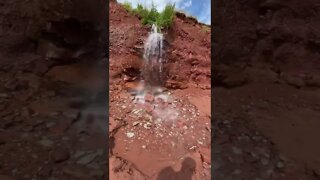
[116,0,211,25]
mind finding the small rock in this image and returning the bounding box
[143,123,152,129]
[73,151,87,159]
[126,132,134,138]
[76,153,98,165]
[133,121,140,126]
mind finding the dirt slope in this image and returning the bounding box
[109,0,211,180]
[213,0,320,179]
[0,0,108,179]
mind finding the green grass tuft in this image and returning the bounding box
[123,1,133,13]
[121,2,176,31]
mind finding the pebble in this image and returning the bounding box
[126,132,135,138]
[143,123,152,129]
[133,121,139,126]
[76,152,98,165]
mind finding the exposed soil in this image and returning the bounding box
[109,0,211,179]
[213,0,320,179]
[0,0,108,179]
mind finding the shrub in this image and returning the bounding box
[121,2,176,31]
[123,1,133,13]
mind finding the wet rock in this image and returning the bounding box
[51,147,70,163]
[76,152,98,165]
[73,150,87,159]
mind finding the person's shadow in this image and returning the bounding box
[157,157,196,180]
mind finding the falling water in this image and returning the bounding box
[142,24,164,87]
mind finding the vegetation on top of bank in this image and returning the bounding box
[122,1,175,31]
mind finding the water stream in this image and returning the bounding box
[142,24,165,88]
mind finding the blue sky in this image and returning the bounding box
[116,0,211,25]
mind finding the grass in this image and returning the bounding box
[123,1,133,12]
[121,1,175,31]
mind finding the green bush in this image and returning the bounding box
[121,2,175,31]
[123,1,133,13]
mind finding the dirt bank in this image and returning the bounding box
[213,0,320,179]
[0,0,108,179]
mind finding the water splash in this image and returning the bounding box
[142,24,164,87]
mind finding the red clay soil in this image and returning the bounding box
[213,0,320,179]
[109,0,211,179]
[0,0,108,179]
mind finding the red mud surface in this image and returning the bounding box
[109,0,211,179]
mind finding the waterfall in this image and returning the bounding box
[142,24,164,87]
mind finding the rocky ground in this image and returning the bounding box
[0,0,108,179]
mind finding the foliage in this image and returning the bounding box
[121,1,176,30]
[123,1,133,13]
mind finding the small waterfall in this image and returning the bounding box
[142,24,164,88]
